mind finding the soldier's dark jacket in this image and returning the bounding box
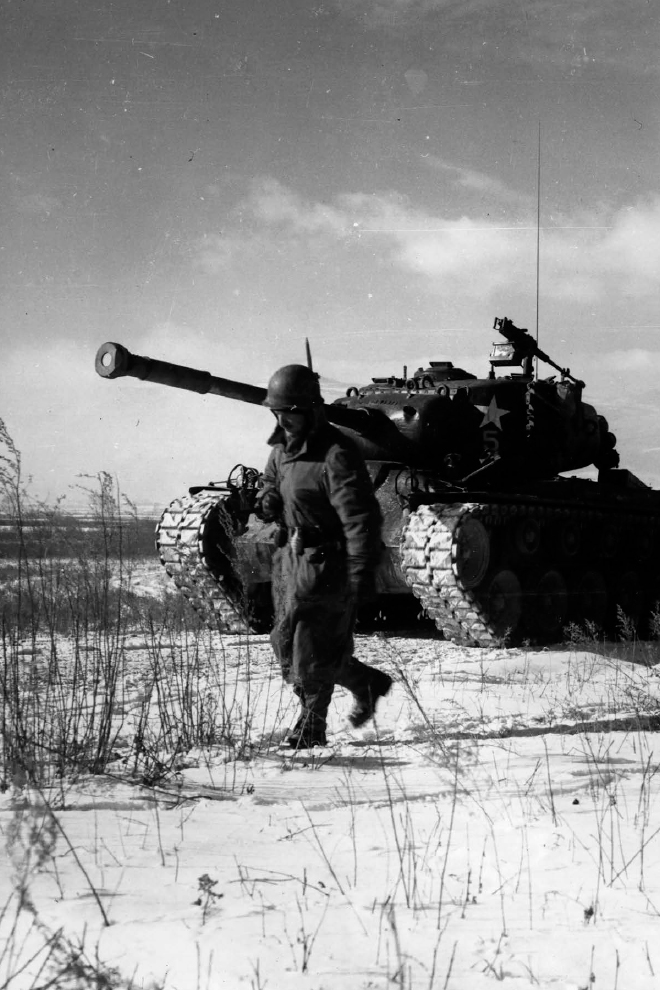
[259,420,382,690]
[260,421,382,597]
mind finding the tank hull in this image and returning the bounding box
[156,470,660,646]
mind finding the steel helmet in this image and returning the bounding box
[263,364,322,410]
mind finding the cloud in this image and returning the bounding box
[513,2,660,77]
[575,347,660,430]
[193,179,354,274]
[331,0,658,77]
[195,178,660,306]
[348,191,660,303]
[194,178,532,294]
[342,194,529,292]
[194,233,241,273]
[541,197,660,302]
[591,349,660,379]
[597,200,660,289]
[422,156,533,205]
[246,178,350,236]
[332,0,454,26]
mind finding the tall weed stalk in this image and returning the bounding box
[1,421,275,794]
[0,422,194,785]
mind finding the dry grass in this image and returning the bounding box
[3,420,660,989]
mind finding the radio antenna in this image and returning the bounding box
[305,337,314,372]
[535,121,541,377]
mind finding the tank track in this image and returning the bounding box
[401,500,659,647]
[156,490,256,633]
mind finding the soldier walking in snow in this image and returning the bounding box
[257,364,392,749]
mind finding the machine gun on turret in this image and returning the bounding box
[489,316,584,388]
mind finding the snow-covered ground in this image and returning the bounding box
[2,623,660,989]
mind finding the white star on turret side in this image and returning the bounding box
[475,397,509,430]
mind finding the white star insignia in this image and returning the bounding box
[475,397,509,430]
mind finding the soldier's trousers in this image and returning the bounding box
[269,543,378,721]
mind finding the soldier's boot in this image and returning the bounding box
[287,683,332,749]
[288,686,308,737]
[287,713,328,749]
[337,658,393,729]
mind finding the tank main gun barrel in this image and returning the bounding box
[95,341,418,461]
[95,342,267,405]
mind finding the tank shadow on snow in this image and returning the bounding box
[95,318,659,647]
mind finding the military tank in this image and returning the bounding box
[95,318,659,646]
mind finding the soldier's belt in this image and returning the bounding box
[287,526,343,555]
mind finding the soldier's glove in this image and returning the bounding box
[257,490,283,523]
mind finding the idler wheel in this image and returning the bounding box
[527,569,568,639]
[513,517,541,557]
[452,516,490,589]
[477,569,522,639]
[571,570,607,627]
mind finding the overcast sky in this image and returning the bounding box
[1,0,658,510]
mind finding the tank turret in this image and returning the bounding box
[95,320,657,647]
[95,321,618,481]
[331,317,619,482]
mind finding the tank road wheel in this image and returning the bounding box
[526,570,568,641]
[570,570,607,629]
[635,527,654,564]
[512,517,541,558]
[600,526,619,559]
[452,517,490,588]
[555,520,581,559]
[475,570,522,641]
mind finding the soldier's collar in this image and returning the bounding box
[267,425,286,446]
[267,421,333,455]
